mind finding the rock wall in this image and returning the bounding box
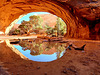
[0,0,99,40]
[58,0,100,39]
[5,15,24,35]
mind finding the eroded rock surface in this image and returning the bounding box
[0,0,99,40]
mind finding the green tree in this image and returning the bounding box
[44,17,66,37]
[29,15,43,30]
[44,25,53,36]
[13,15,43,35]
[14,29,20,35]
[19,20,32,34]
[55,17,67,36]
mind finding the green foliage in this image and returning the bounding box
[44,17,66,37]
[29,15,43,29]
[18,24,25,28]
[14,29,20,34]
[14,15,43,35]
[45,25,53,35]
[15,29,20,33]
[55,17,67,36]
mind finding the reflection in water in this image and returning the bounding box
[10,39,66,62]
[6,40,28,60]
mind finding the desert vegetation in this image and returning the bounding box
[9,14,66,37]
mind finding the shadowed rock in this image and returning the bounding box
[65,44,86,50]
[72,44,86,50]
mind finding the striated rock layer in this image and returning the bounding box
[0,0,100,40]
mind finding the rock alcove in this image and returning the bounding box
[0,0,100,40]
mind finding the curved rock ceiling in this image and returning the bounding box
[0,0,100,40]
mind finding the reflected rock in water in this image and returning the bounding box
[10,38,66,62]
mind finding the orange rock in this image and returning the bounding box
[85,0,90,3]
[0,0,99,40]
[92,0,98,2]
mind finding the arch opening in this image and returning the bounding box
[7,12,67,37]
[0,0,91,39]
[7,11,68,62]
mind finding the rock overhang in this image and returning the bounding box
[0,0,99,40]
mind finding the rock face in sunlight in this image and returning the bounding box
[0,0,99,40]
[38,14,57,28]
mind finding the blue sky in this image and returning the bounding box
[16,12,50,24]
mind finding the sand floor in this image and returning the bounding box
[0,39,100,75]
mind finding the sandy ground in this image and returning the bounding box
[0,39,100,75]
[0,35,37,40]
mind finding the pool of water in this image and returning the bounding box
[10,39,66,62]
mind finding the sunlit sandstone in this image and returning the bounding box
[0,0,99,40]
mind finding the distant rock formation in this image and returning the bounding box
[38,14,57,28]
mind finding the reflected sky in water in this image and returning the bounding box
[14,45,59,62]
[12,39,66,62]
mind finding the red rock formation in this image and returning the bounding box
[11,24,20,31]
[38,14,57,28]
[0,0,99,40]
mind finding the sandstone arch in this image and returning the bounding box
[0,0,100,40]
